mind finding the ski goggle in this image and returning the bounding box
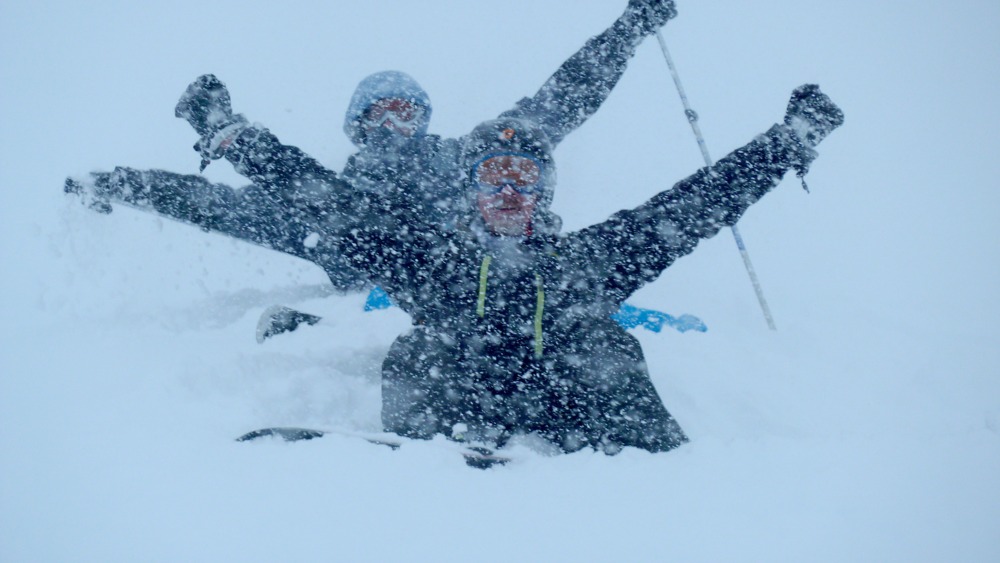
[473,154,544,195]
[361,98,426,130]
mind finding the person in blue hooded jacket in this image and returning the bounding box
[68,0,679,295]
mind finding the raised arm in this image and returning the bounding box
[500,0,677,147]
[563,85,844,304]
[174,75,348,209]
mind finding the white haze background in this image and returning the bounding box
[2,1,998,561]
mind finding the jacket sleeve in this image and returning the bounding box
[499,17,645,147]
[86,166,336,266]
[563,125,814,304]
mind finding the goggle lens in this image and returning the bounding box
[362,98,425,128]
[474,155,543,195]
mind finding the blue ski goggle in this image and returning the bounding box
[472,153,545,195]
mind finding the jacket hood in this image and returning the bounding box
[343,71,432,147]
[460,117,559,234]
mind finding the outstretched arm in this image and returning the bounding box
[501,0,677,147]
[65,168,282,244]
[174,74,350,211]
[65,166,366,290]
[564,85,844,304]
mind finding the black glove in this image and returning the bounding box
[620,0,678,36]
[784,84,844,148]
[64,169,139,214]
[175,74,236,136]
[175,74,248,168]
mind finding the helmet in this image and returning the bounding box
[343,71,432,147]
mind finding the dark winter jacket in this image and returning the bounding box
[219,121,814,452]
[84,17,649,290]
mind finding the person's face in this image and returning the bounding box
[361,98,425,138]
[473,154,543,236]
[477,187,539,236]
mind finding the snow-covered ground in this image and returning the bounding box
[2,1,999,561]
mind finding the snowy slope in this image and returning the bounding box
[2,1,999,561]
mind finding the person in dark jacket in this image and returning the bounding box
[67,0,679,293]
[176,71,843,453]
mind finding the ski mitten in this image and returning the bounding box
[174,74,248,170]
[784,84,844,148]
[782,84,844,189]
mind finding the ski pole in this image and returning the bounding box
[654,31,777,331]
